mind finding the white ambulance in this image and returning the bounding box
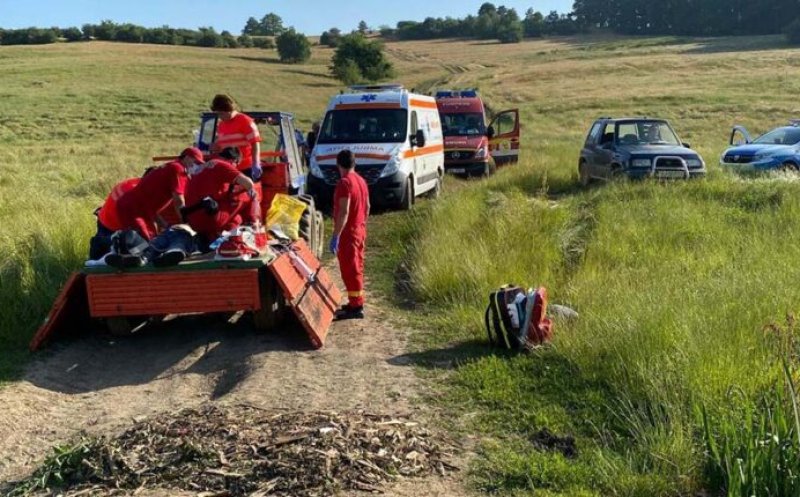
[307,84,444,210]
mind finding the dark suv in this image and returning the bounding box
[578,117,706,185]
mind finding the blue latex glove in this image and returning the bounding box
[329,234,339,255]
[251,163,263,181]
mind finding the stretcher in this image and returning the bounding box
[30,240,341,351]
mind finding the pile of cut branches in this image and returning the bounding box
[6,405,457,496]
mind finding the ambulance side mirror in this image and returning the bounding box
[487,125,495,139]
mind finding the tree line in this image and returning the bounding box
[380,3,580,44]
[572,0,800,37]
[0,21,275,48]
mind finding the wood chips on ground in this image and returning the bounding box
[4,405,458,497]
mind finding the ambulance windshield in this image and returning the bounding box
[442,113,485,137]
[317,109,408,144]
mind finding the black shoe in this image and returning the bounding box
[335,306,364,321]
[153,249,186,267]
[105,253,144,269]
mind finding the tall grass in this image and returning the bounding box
[379,33,800,495]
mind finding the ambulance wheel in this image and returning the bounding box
[399,178,414,211]
[427,173,442,199]
[105,317,134,336]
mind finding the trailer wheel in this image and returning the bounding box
[253,271,285,332]
[313,210,325,259]
[296,194,317,250]
[106,317,134,336]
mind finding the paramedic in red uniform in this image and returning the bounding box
[330,149,369,320]
[184,147,258,244]
[116,147,203,240]
[89,176,141,260]
[209,94,262,180]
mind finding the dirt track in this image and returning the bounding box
[0,276,467,496]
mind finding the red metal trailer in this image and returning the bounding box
[31,240,341,351]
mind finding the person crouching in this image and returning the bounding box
[183,147,258,248]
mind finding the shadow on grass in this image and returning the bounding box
[682,34,789,54]
[228,55,282,65]
[388,339,512,370]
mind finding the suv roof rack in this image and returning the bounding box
[348,84,405,93]
[435,89,479,99]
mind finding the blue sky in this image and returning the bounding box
[0,0,574,34]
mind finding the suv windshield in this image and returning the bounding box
[317,109,407,144]
[441,112,485,137]
[615,121,680,146]
[754,127,800,145]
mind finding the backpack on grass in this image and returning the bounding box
[484,285,553,350]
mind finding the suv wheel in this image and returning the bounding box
[579,161,591,186]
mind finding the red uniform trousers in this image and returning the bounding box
[188,193,250,242]
[337,229,366,308]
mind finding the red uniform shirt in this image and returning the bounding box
[215,113,260,171]
[185,160,242,206]
[118,161,188,219]
[333,171,369,237]
[98,177,139,231]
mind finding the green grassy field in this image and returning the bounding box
[3,34,800,495]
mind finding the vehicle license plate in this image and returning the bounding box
[656,170,686,179]
[450,168,466,174]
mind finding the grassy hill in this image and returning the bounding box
[2,34,800,495]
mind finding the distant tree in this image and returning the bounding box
[523,8,545,37]
[378,25,395,38]
[331,33,394,83]
[333,59,363,85]
[358,20,369,33]
[496,8,523,43]
[62,26,83,42]
[81,24,95,39]
[221,30,239,48]
[93,20,118,41]
[478,2,497,17]
[243,17,260,35]
[787,18,800,45]
[320,27,342,47]
[260,13,285,36]
[115,23,145,43]
[196,27,223,47]
[253,37,275,49]
[238,34,254,48]
[276,29,311,63]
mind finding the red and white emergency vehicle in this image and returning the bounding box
[435,89,520,177]
[308,84,444,210]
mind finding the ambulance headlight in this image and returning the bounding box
[309,158,324,178]
[381,156,401,178]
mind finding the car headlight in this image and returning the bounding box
[309,159,323,178]
[631,158,651,167]
[754,152,775,162]
[381,156,401,178]
[475,147,488,159]
[686,158,703,168]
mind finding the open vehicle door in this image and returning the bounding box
[488,109,520,166]
[730,125,752,146]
